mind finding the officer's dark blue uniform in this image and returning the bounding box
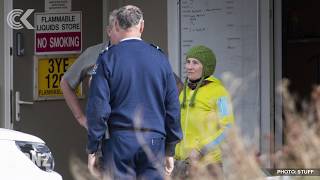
[86,39,183,179]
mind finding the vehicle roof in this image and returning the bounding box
[0,128,44,143]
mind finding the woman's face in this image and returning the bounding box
[185,58,203,81]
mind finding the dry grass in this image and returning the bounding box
[69,79,320,180]
[69,154,101,180]
[274,80,320,169]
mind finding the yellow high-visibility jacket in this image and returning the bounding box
[175,76,234,163]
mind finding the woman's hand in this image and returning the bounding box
[165,156,175,176]
[88,153,103,179]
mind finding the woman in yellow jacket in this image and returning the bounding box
[175,45,234,177]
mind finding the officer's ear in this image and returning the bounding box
[106,25,112,37]
[139,19,144,33]
[115,19,121,32]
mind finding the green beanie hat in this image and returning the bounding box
[186,45,216,77]
[181,45,216,108]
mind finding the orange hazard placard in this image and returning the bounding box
[34,56,82,100]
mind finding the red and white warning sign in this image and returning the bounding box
[34,12,82,55]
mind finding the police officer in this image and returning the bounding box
[61,9,118,129]
[86,5,183,179]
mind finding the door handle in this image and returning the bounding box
[15,91,33,122]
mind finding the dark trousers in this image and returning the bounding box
[101,130,165,180]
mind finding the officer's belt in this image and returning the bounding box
[110,125,159,133]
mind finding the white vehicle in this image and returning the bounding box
[0,128,62,180]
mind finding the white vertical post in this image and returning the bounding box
[102,0,108,43]
[167,0,180,76]
[1,0,13,129]
[274,0,283,154]
[259,0,273,168]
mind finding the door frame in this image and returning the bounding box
[2,0,13,129]
[167,0,180,76]
[274,0,283,156]
[102,0,108,42]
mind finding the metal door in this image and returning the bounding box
[12,0,103,179]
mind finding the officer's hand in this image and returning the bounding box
[165,156,174,176]
[88,153,102,179]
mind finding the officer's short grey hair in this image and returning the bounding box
[116,5,143,30]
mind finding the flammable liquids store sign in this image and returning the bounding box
[34,12,82,55]
[34,56,82,100]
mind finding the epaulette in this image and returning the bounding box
[99,43,114,55]
[150,43,164,53]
